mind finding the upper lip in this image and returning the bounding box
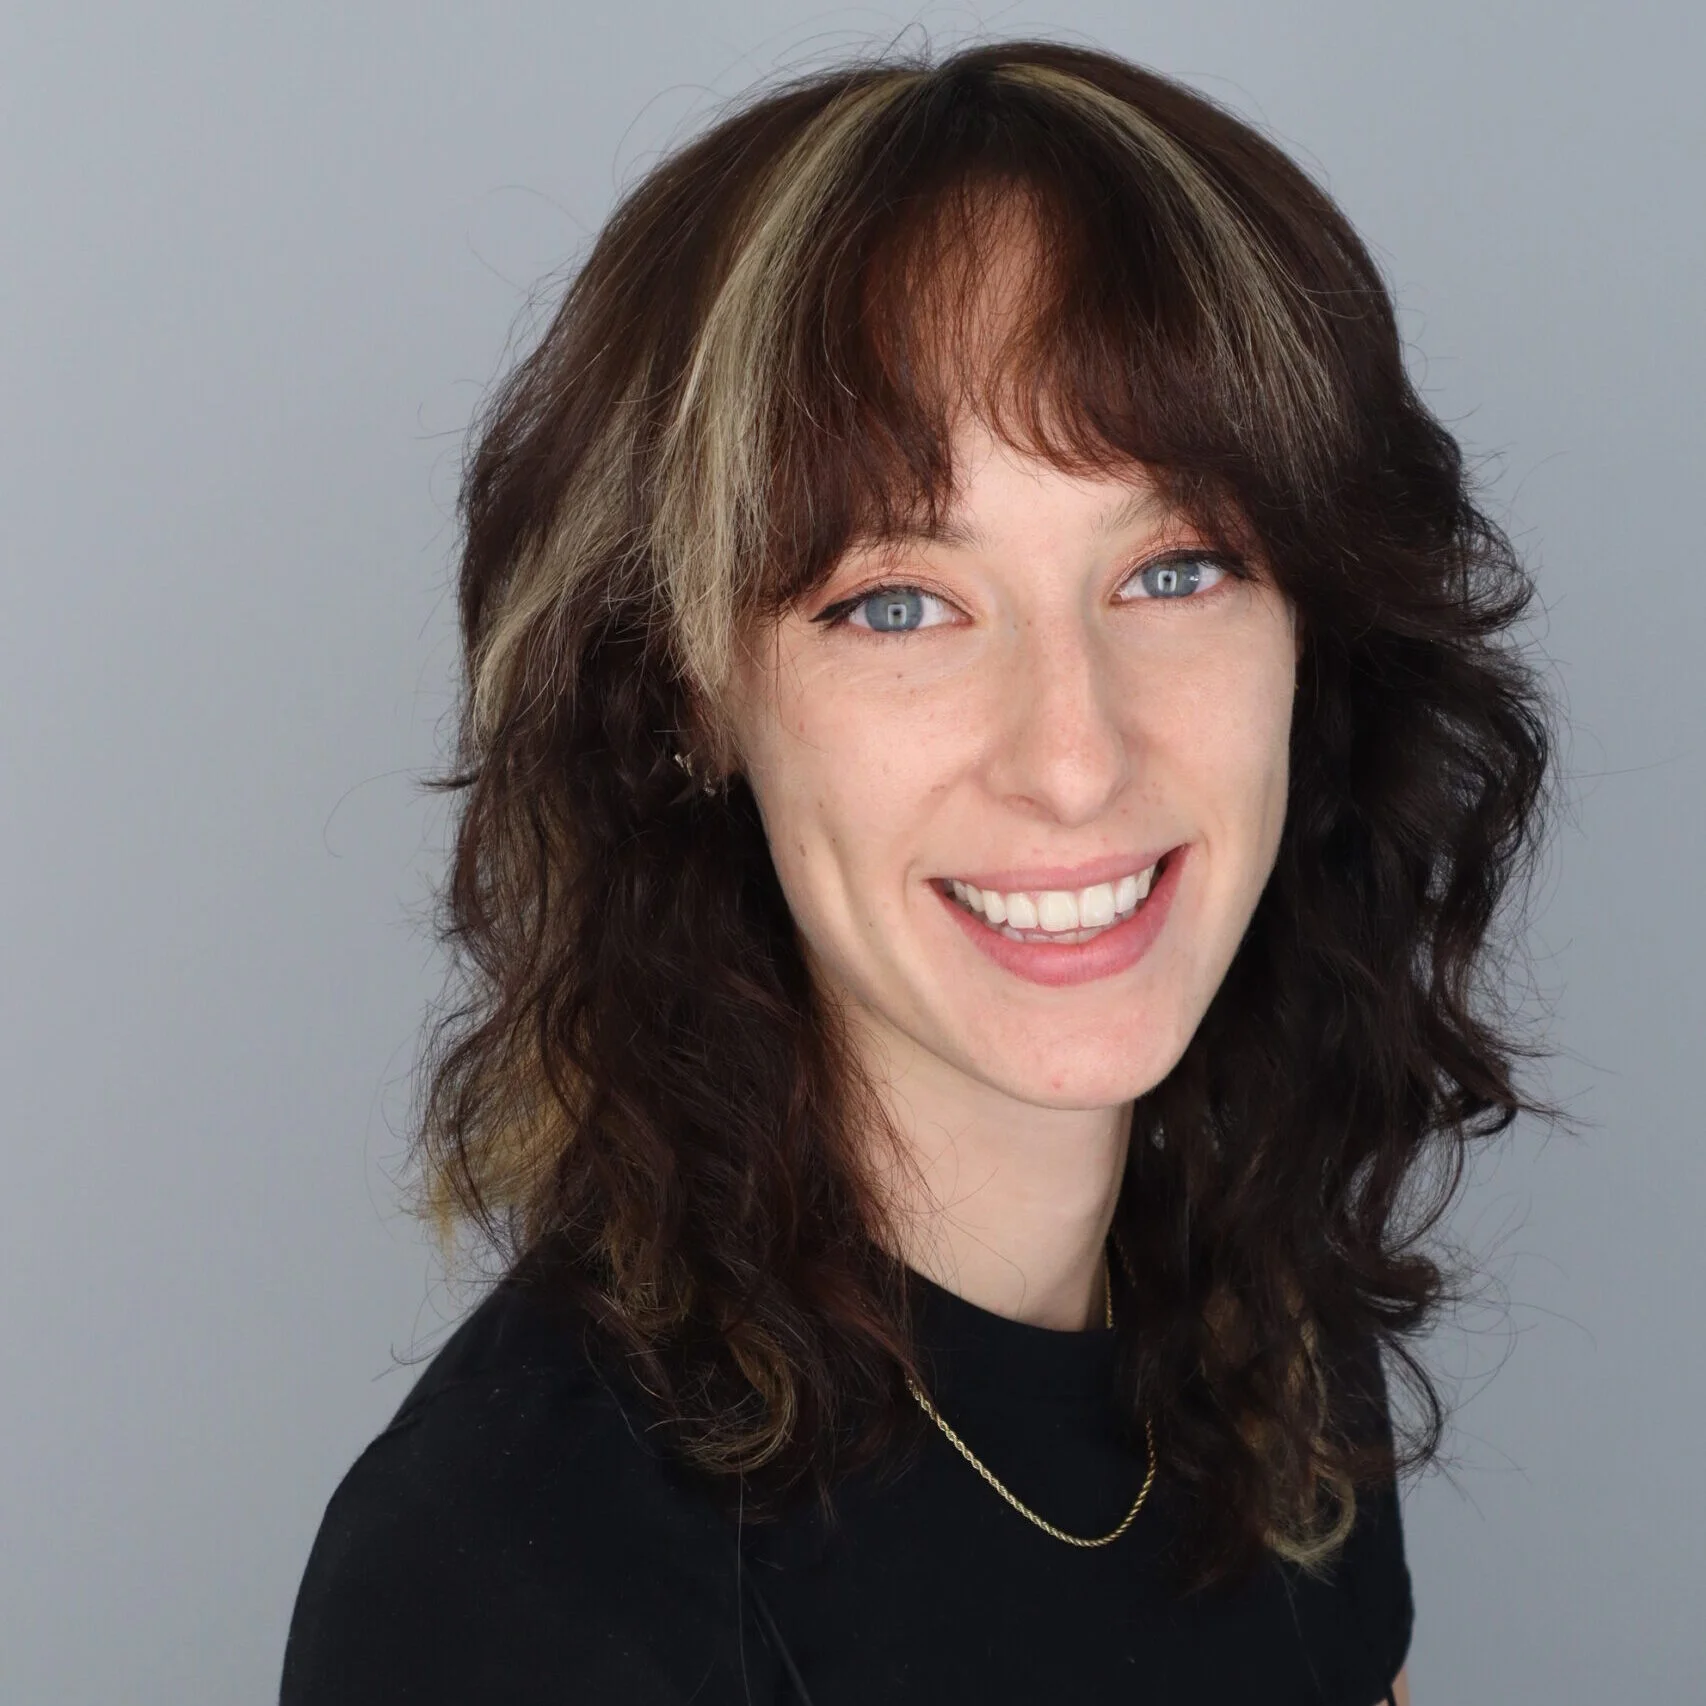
[938,846,1179,893]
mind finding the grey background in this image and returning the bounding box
[2,3,1698,1701]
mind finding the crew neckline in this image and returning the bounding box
[906,1263,1121,1399]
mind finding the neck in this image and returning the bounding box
[863,1037,1132,1332]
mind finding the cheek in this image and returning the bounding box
[1244,679,1296,870]
[1234,654,1295,804]
[775,668,967,828]
[1229,685,1293,855]
[1150,633,1294,843]
[742,686,937,919]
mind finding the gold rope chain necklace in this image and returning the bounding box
[905,1244,1158,1548]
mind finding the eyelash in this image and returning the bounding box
[810,551,1247,635]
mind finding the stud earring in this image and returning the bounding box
[672,747,720,796]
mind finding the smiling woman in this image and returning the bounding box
[734,426,1299,1031]
[281,37,1556,1706]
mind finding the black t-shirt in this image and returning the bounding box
[281,1250,1412,1704]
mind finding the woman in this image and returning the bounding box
[282,38,1557,1705]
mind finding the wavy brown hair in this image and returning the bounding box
[408,38,1562,1593]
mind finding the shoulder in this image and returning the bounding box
[280,1264,772,1705]
[1336,1453,1414,1690]
[1324,1325,1416,1691]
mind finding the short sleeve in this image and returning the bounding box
[279,1377,779,1705]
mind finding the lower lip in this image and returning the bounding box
[933,847,1186,988]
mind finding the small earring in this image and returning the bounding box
[672,747,720,796]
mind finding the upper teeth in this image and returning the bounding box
[948,866,1156,931]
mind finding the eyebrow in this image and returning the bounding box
[853,485,1169,552]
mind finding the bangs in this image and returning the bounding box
[648,59,1362,732]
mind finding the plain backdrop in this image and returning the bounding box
[3,4,1700,1701]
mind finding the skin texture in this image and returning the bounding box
[725,415,1301,1332]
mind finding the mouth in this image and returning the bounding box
[930,847,1179,945]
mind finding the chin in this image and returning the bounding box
[964,1022,1190,1111]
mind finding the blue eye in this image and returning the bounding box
[815,585,951,633]
[1127,556,1226,599]
[861,589,928,632]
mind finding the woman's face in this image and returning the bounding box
[725,418,1299,1116]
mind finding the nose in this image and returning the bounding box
[982,609,1132,825]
